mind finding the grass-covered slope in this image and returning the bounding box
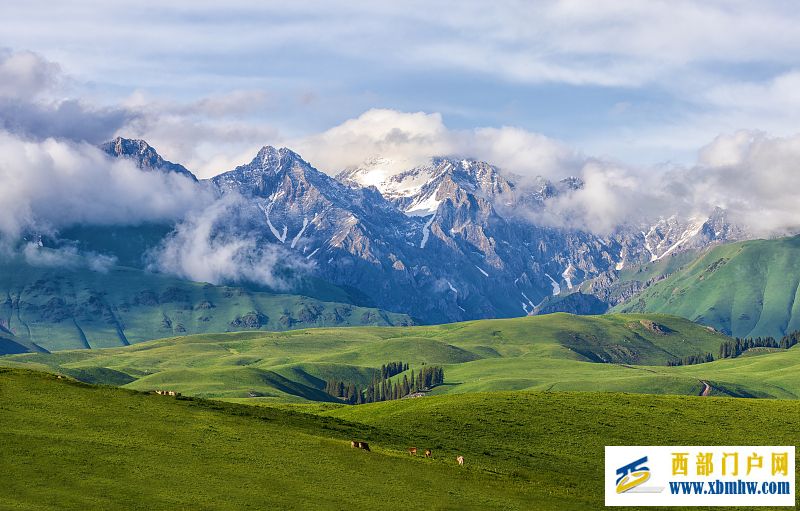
[615,236,800,338]
[1,313,736,399]
[665,345,800,398]
[534,249,702,315]
[0,258,412,352]
[2,368,798,510]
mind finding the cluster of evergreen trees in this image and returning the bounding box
[718,330,799,359]
[664,329,800,367]
[380,361,408,380]
[324,363,444,405]
[666,352,714,366]
[324,380,367,404]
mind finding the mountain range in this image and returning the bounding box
[5,136,774,349]
[149,138,743,323]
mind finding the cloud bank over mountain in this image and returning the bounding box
[3,42,800,287]
[147,195,309,290]
[0,131,210,244]
[0,49,136,143]
[289,109,800,237]
[290,109,582,181]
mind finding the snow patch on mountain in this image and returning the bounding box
[615,250,626,270]
[291,217,309,248]
[545,273,561,295]
[259,200,287,243]
[420,214,435,248]
[406,193,442,216]
[521,291,535,314]
[562,262,576,290]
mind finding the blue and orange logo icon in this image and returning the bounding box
[616,456,651,493]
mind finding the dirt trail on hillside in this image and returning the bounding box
[699,380,712,396]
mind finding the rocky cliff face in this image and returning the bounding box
[100,139,746,323]
[101,137,198,181]
[209,150,629,322]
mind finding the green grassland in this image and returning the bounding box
[1,368,798,510]
[534,248,702,315]
[0,256,412,352]
[5,312,779,400]
[615,236,800,338]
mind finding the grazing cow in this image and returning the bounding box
[351,441,357,448]
[424,449,432,458]
[456,455,464,466]
[358,442,371,452]
[408,447,417,456]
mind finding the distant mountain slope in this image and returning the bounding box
[0,331,48,355]
[533,248,702,315]
[0,257,412,352]
[614,235,800,338]
[1,313,733,398]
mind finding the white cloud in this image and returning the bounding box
[464,126,582,181]
[528,160,659,234]
[291,109,450,174]
[697,131,759,168]
[0,128,314,285]
[290,108,579,179]
[535,130,800,236]
[4,1,800,89]
[0,130,213,242]
[21,243,117,273]
[148,194,310,289]
[689,131,800,235]
[0,98,137,143]
[0,48,61,99]
[0,50,135,143]
[117,90,278,178]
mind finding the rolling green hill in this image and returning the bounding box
[0,257,412,352]
[2,368,798,510]
[2,313,746,399]
[614,236,800,338]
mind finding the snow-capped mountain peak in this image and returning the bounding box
[337,156,517,216]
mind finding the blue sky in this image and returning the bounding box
[2,0,800,177]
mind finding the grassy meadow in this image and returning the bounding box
[0,313,754,400]
[1,368,798,510]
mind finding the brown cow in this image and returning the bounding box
[351,441,357,448]
[358,442,371,452]
[408,447,417,456]
[456,455,464,466]
[424,449,432,458]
